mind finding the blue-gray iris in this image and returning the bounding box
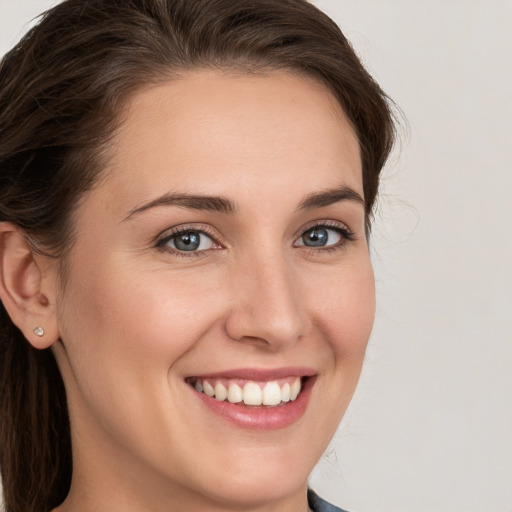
[302,228,328,247]
[174,231,201,251]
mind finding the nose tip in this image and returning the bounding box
[224,261,307,349]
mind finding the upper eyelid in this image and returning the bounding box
[154,223,220,246]
[293,219,352,239]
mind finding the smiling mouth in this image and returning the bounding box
[186,376,308,407]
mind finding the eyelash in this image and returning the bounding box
[155,220,355,258]
[155,225,220,258]
[294,220,355,253]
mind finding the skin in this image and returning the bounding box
[0,70,375,512]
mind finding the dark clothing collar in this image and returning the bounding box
[308,489,349,512]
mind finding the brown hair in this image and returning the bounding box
[0,1,395,510]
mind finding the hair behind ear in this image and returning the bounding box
[0,305,71,512]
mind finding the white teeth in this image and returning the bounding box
[228,383,243,403]
[281,382,291,402]
[290,378,301,401]
[203,380,215,397]
[214,382,228,401]
[194,377,304,405]
[243,382,263,405]
[262,381,282,406]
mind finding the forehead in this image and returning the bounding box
[100,70,362,213]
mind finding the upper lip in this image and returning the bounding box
[187,367,316,381]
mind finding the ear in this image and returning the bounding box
[0,222,60,349]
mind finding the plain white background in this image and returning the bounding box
[1,1,511,511]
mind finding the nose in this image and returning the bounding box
[224,252,307,349]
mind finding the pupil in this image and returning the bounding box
[303,228,328,247]
[175,231,200,251]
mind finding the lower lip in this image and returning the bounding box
[189,377,315,431]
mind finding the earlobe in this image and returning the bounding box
[0,222,59,349]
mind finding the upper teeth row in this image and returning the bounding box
[194,378,302,406]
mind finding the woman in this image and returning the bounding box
[0,1,395,511]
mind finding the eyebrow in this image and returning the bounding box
[122,185,364,222]
[297,186,365,210]
[122,193,236,221]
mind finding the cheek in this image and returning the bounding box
[54,257,226,450]
[58,264,221,370]
[300,258,374,451]
[313,259,375,359]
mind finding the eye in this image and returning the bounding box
[294,223,352,249]
[158,228,216,253]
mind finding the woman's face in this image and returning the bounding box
[51,70,375,510]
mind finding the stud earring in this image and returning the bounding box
[33,326,45,337]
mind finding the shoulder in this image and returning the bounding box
[308,489,351,512]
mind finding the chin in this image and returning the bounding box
[196,466,310,509]
[188,437,320,508]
